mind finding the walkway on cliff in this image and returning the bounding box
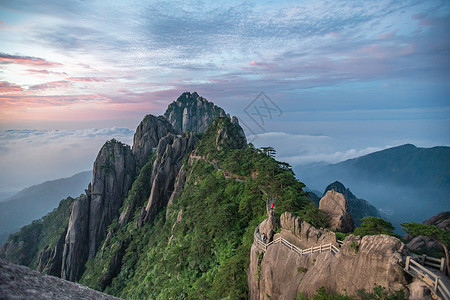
[254,232,340,256]
[254,229,450,300]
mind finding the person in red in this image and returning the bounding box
[271,203,274,209]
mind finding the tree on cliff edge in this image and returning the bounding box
[402,222,450,275]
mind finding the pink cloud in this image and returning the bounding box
[328,31,341,38]
[249,60,277,69]
[0,53,62,67]
[29,80,73,90]
[412,14,432,27]
[67,77,107,82]
[0,81,24,93]
[378,30,398,39]
[26,69,68,76]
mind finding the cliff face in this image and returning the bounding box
[62,140,136,282]
[324,181,381,227]
[163,91,228,133]
[88,140,136,258]
[138,132,199,225]
[248,213,409,299]
[319,190,355,233]
[132,115,174,167]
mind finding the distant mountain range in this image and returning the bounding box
[296,144,450,232]
[0,171,91,245]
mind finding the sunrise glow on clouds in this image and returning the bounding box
[0,0,449,192]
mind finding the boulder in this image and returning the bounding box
[319,190,355,233]
[0,259,121,299]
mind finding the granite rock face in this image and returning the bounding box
[132,114,174,167]
[319,190,355,233]
[249,215,409,299]
[37,227,67,277]
[0,259,121,300]
[61,194,90,281]
[324,181,381,226]
[88,139,136,259]
[163,92,227,133]
[62,140,136,282]
[138,132,199,225]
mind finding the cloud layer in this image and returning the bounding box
[0,127,134,193]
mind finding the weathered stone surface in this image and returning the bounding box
[89,139,136,259]
[61,194,90,281]
[406,211,449,254]
[37,227,67,277]
[280,212,336,247]
[62,139,136,282]
[249,216,410,299]
[163,92,227,133]
[297,234,408,297]
[319,190,355,233]
[132,114,174,167]
[139,133,199,225]
[166,166,187,219]
[324,181,381,226]
[0,259,121,300]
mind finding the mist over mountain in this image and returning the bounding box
[0,171,92,245]
[295,144,450,232]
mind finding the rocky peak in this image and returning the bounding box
[132,114,174,167]
[199,117,247,154]
[62,139,136,282]
[319,190,355,233]
[163,92,228,133]
[138,132,200,226]
[324,181,381,226]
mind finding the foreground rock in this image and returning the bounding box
[249,213,410,299]
[0,259,120,300]
[319,189,355,233]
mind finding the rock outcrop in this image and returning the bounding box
[36,227,67,277]
[324,181,381,226]
[0,259,121,300]
[138,133,199,225]
[406,211,449,255]
[163,92,228,133]
[319,190,355,233]
[88,140,136,258]
[61,194,90,281]
[62,140,136,282]
[249,214,409,299]
[132,114,174,167]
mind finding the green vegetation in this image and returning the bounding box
[353,217,398,237]
[1,196,75,269]
[80,117,316,299]
[402,222,450,274]
[335,232,349,241]
[350,241,359,253]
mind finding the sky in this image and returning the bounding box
[0,0,449,195]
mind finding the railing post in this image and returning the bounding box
[422,254,427,265]
[440,258,445,272]
[405,256,410,271]
[434,276,439,293]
